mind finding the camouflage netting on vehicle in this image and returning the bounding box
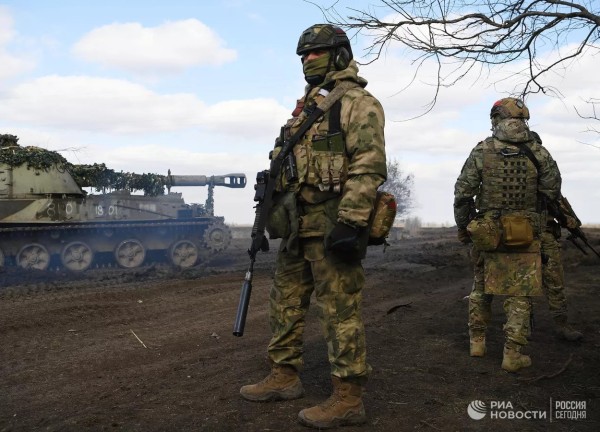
[70,163,167,196]
[0,134,167,196]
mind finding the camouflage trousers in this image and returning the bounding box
[540,231,568,317]
[468,246,532,349]
[267,237,371,380]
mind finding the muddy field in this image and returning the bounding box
[1,227,599,431]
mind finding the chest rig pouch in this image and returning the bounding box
[309,100,348,194]
[480,138,540,249]
[265,82,357,245]
[500,214,534,248]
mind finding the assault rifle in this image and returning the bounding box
[232,83,353,337]
[548,195,600,260]
[232,169,272,337]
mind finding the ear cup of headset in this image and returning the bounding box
[334,47,351,70]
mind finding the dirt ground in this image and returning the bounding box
[1,227,599,432]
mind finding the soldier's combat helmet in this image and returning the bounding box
[297,24,353,85]
[490,97,530,120]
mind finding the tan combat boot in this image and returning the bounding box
[240,363,304,402]
[553,315,583,341]
[469,333,486,357]
[297,376,366,429]
[501,346,532,372]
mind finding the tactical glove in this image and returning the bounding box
[325,222,362,260]
[457,228,471,244]
[250,235,269,255]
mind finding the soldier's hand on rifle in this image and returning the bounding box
[250,235,269,257]
[457,228,472,244]
[325,222,362,260]
[564,215,579,229]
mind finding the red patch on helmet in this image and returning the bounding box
[493,100,504,107]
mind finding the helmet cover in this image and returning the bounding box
[490,97,530,120]
[296,24,353,60]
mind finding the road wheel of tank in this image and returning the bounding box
[61,241,94,272]
[114,239,146,269]
[203,222,232,253]
[169,240,199,268]
[17,243,51,270]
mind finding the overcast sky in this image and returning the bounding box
[1,0,598,226]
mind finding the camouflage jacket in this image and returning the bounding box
[453,119,562,229]
[273,60,387,230]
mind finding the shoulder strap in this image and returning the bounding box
[490,136,541,173]
[270,81,357,178]
[516,142,541,172]
[329,100,342,134]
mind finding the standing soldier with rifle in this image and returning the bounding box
[454,98,561,372]
[531,132,589,341]
[235,24,387,429]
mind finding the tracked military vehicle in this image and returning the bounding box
[0,134,246,272]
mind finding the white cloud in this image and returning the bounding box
[0,75,205,132]
[202,99,289,137]
[0,6,35,83]
[72,19,237,75]
[0,75,288,141]
[3,7,599,227]
[356,38,600,224]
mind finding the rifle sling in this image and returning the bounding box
[515,141,541,172]
[514,140,549,214]
[271,80,357,178]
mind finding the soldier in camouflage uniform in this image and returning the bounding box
[239,24,387,428]
[530,132,583,342]
[454,97,561,372]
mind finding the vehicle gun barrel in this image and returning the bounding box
[167,173,246,188]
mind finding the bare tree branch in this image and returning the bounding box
[313,0,599,124]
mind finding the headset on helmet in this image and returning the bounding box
[490,97,530,120]
[296,24,353,70]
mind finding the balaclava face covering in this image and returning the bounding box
[302,51,332,86]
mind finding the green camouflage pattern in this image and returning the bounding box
[480,137,538,213]
[492,118,531,142]
[468,246,531,349]
[466,214,501,251]
[267,238,371,379]
[541,231,568,317]
[468,246,492,337]
[483,243,543,296]
[458,115,561,351]
[490,98,530,121]
[263,58,384,383]
[502,296,532,349]
[276,60,386,232]
[453,121,561,230]
[296,24,351,56]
